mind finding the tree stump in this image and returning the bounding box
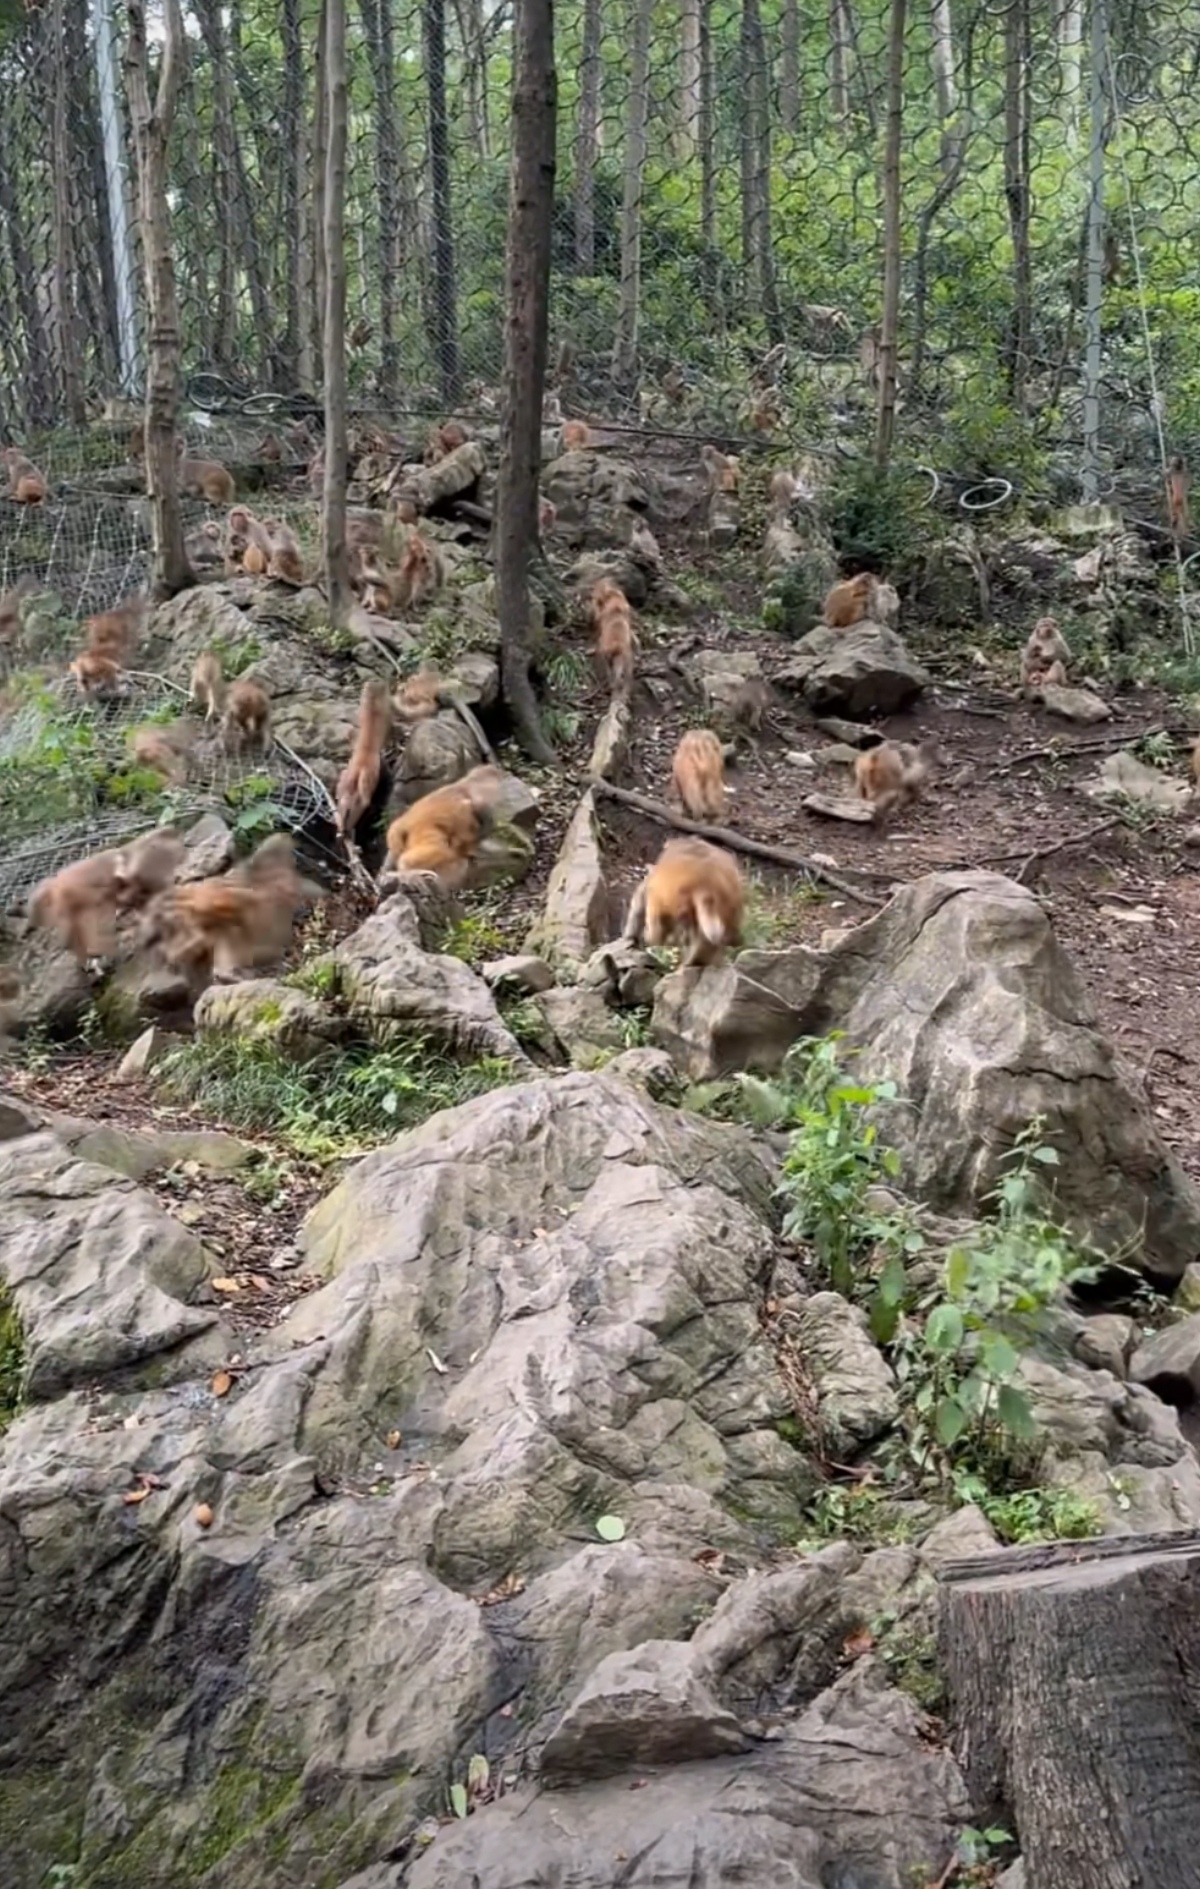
[938,1531,1200,1889]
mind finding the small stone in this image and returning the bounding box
[193,1503,214,1529]
[481,954,556,995]
[117,1026,172,1080]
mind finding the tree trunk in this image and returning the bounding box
[930,0,956,123]
[424,0,460,404]
[1059,0,1083,148]
[611,0,652,389]
[495,0,556,765]
[574,0,603,271]
[740,0,781,342]
[322,0,352,625]
[50,0,85,422]
[829,0,851,128]
[0,94,56,428]
[124,0,193,597]
[358,0,404,400]
[698,0,717,296]
[311,0,329,388]
[874,0,905,466]
[1003,0,1032,406]
[191,0,275,380]
[780,0,801,134]
[678,0,702,158]
[939,1532,1200,1887]
[280,0,307,387]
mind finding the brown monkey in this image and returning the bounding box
[84,593,148,662]
[384,765,508,888]
[591,576,636,697]
[143,834,311,981]
[392,664,443,724]
[629,518,663,571]
[729,676,771,735]
[263,518,305,586]
[257,433,284,464]
[700,445,739,494]
[854,737,936,822]
[671,730,727,822]
[335,679,392,838]
[624,838,744,969]
[1020,615,1071,692]
[360,566,397,616]
[27,850,123,960]
[394,531,446,609]
[823,573,878,629]
[186,520,225,570]
[561,420,592,452]
[190,650,225,721]
[113,828,186,908]
[178,456,236,505]
[0,575,37,647]
[1167,455,1190,547]
[222,678,271,752]
[423,420,471,464]
[130,724,192,786]
[1,448,47,504]
[306,449,325,495]
[69,652,126,699]
[768,468,803,517]
[224,506,273,576]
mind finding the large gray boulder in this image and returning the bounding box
[777,620,929,717]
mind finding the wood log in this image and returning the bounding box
[938,1531,1200,1888]
[388,439,486,513]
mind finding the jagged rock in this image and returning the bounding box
[777,622,929,717]
[1074,1313,1136,1378]
[541,1639,746,1782]
[179,812,235,881]
[336,894,529,1064]
[525,790,610,967]
[812,870,1200,1277]
[918,1504,999,1570]
[388,713,483,812]
[471,821,537,889]
[787,1291,899,1454]
[194,978,345,1060]
[1091,750,1191,814]
[481,953,556,995]
[1176,1263,1200,1311]
[1040,682,1112,723]
[117,1026,173,1080]
[651,945,826,1080]
[804,790,875,823]
[0,1130,220,1397]
[105,951,196,1023]
[542,452,654,550]
[708,491,740,548]
[684,647,764,720]
[63,1121,252,1182]
[566,550,652,608]
[6,930,93,1035]
[449,649,499,709]
[580,937,662,1009]
[536,987,628,1061]
[406,1663,967,1889]
[1130,1315,1200,1401]
[605,1047,682,1101]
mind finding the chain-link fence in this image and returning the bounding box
[0,0,1196,495]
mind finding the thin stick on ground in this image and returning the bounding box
[591,777,883,906]
[979,814,1123,883]
[994,728,1177,771]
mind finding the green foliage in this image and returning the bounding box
[959,1478,1101,1545]
[223,772,286,847]
[776,1033,902,1295]
[439,905,508,966]
[1132,729,1178,770]
[761,559,825,638]
[157,1033,516,1160]
[796,1482,916,1551]
[208,635,264,679]
[0,1282,24,1433]
[822,463,929,578]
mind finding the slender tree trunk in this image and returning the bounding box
[424,0,460,403]
[678,0,702,158]
[740,0,781,341]
[698,0,717,296]
[780,0,801,133]
[931,0,957,121]
[323,0,352,624]
[1003,0,1032,406]
[1059,0,1083,148]
[191,0,275,380]
[359,0,403,400]
[280,0,306,386]
[574,0,603,271]
[830,0,851,127]
[0,96,55,428]
[124,0,193,596]
[311,0,329,388]
[496,0,556,765]
[51,0,85,421]
[612,0,652,388]
[875,0,905,466]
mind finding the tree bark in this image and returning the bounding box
[495,0,556,765]
[930,0,956,123]
[874,0,905,467]
[358,0,404,400]
[124,0,193,597]
[574,0,603,271]
[322,0,352,626]
[1003,0,1032,406]
[780,0,801,133]
[611,0,652,389]
[739,0,781,342]
[678,0,702,158]
[829,0,851,128]
[280,0,308,388]
[938,1532,1200,1888]
[424,0,461,403]
[50,0,85,422]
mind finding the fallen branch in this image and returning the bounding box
[591,777,883,906]
[994,727,1171,772]
[975,814,1122,883]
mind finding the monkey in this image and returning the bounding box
[748,391,782,433]
[142,834,312,982]
[539,496,558,536]
[348,316,374,351]
[394,531,446,610]
[423,420,472,464]
[178,456,236,505]
[113,827,186,908]
[83,593,148,662]
[823,573,878,630]
[1103,230,1122,286]
[623,837,744,970]
[1020,615,1071,692]
[1025,658,1068,697]
[360,565,397,616]
[384,765,508,888]
[224,505,273,576]
[671,730,727,822]
[872,579,901,630]
[1191,736,1200,793]
[392,664,444,724]
[346,513,385,554]
[27,850,124,961]
[729,675,771,736]
[701,445,739,494]
[130,724,193,786]
[1,448,47,504]
[185,519,225,571]
[853,737,937,823]
[222,678,271,752]
[1167,455,1190,547]
[591,577,636,698]
[190,650,225,721]
[629,518,663,572]
[263,518,305,586]
[335,679,392,838]
[0,575,38,647]
[768,468,803,517]
[561,420,592,452]
[257,433,284,464]
[69,651,127,699]
[288,420,317,458]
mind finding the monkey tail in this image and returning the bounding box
[693,891,728,947]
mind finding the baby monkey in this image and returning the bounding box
[1020,615,1071,694]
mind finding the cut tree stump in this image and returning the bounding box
[938,1531,1200,1889]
